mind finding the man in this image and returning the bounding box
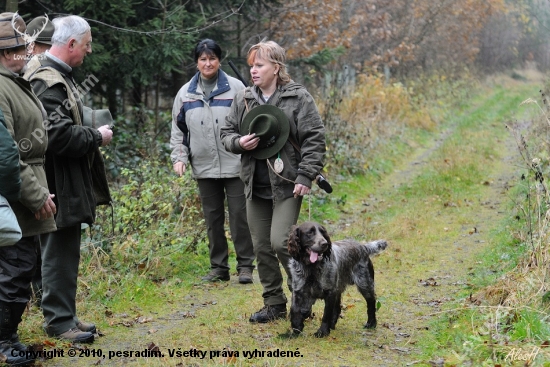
[24,15,54,78]
[27,15,113,344]
[0,12,57,365]
[27,15,54,55]
[23,14,55,306]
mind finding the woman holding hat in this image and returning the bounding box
[220,41,326,323]
[170,39,255,284]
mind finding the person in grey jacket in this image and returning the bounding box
[220,41,326,323]
[170,39,254,283]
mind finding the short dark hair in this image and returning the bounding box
[194,39,222,62]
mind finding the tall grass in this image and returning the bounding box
[317,73,436,176]
[431,79,550,366]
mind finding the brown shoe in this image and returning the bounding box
[57,328,94,343]
[76,321,96,334]
[201,269,230,282]
[238,269,253,284]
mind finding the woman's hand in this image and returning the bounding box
[173,162,186,176]
[239,133,260,151]
[293,183,311,198]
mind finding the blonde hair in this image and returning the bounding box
[247,41,291,85]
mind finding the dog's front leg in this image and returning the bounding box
[290,291,306,335]
[314,294,337,337]
[329,293,342,330]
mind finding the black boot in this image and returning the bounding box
[9,303,28,352]
[0,301,34,366]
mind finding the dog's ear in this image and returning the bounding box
[320,224,332,259]
[288,225,301,259]
[319,224,331,244]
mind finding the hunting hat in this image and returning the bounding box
[241,105,289,159]
[0,12,26,50]
[27,16,54,45]
[83,106,114,129]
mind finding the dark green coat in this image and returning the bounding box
[29,56,103,228]
[221,82,326,202]
[0,63,57,236]
[0,108,21,201]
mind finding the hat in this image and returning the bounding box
[26,16,54,45]
[0,12,26,50]
[241,105,289,159]
[83,106,114,129]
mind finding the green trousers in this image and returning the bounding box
[246,195,302,306]
[40,224,81,336]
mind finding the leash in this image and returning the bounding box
[266,159,311,220]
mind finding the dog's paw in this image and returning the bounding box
[314,327,330,338]
[364,320,377,329]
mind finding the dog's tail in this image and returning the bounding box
[363,240,388,256]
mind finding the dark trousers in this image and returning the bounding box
[31,240,42,302]
[0,236,38,303]
[246,196,302,306]
[197,178,254,272]
[40,225,81,336]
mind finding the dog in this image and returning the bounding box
[287,221,387,337]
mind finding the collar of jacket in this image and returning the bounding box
[0,62,36,92]
[245,81,303,101]
[40,52,72,77]
[187,69,231,100]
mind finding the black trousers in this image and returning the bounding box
[196,177,254,272]
[0,236,38,303]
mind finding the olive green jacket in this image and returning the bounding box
[0,63,56,236]
[221,82,326,201]
[0,108,21,201]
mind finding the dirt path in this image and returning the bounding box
[325,77,538,366]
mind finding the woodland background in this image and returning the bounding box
[2,0,548,130]
[2,1,550,365]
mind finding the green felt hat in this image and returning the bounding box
[241,105,289,159]
[27,16,54,45]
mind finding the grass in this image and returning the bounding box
[16,71,550,366]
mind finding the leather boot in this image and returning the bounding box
[0,301,35,366]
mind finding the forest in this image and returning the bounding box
[3,0,550,365]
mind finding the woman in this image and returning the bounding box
[220,41,326,322]
[170,39,255,283]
